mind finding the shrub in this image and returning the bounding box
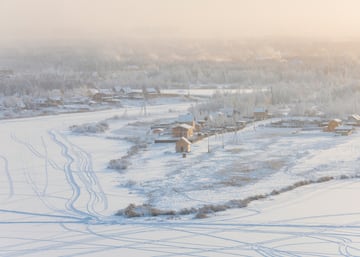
[116,203,175,218]
[121,204,141,218]
[195,212,208,219]
[198,204,227,214]
[270,189,280,196]
[226,199,248,208]
[70,121,109,133]
[108,158,129,170]
[316,176,334,183]
[179,208,197,215]
[339,175,350,180]
[293,180,311,188]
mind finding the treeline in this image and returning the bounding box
[1,40,360,116]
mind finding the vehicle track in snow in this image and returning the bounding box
[48,130,92,219]
[0,155,14,199]
[48,130,107,221]
[58,132,108,217]
[10,133,62,171]
[9,129,108,222]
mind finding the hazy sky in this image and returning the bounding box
[1,0,360,45]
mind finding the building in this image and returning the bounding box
[335,126,353,136]
[0,69,14,78]
[146,87,159,94]
[93,88,115,102]
[324,119,342,132]
[172,124,193,138]
[175,137,191,153]
[236,120,247,128]
[114,87,133,95]
[254,107,268,121]
[348,114,360,126]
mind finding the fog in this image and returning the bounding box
[1,0,360,46]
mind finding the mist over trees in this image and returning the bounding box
[1,39,360,116]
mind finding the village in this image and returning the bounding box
[0,85,166,119]
[150,107,360,155]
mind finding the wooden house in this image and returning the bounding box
[146,87,159,94]
[348,114,360,126]
[335,126,353,136]
[254,107,268,121]
[172,124,193,138]
[236,120,247,128]
[324,119,342,132]
[176,137,191,153]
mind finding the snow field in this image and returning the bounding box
[1,99,360,256]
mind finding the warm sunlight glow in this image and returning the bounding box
[1,0,360,45]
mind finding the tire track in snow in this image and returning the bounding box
[73,146,106,216]
[0,155,14,199]
[40,136,49,196]
[24,170,77,218]
[58,132,108,217]
[10,133,62,171]
[48,130,93,220]
[48,130,108,221]
[10,133,70,214]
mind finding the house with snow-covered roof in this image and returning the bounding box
[324,119,342,132]
[175,137,191,153]
[253,107,268,121]
[348,114,360,126]
[145,87,159,94]
[172,124,194,139]
[335,126,354,136]
[114,87,133,95]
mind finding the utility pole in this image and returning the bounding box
[222,132,224,149]
[208,135,210,153]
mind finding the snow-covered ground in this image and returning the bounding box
[1,98,360,256]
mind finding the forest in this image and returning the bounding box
[1,39,360,116]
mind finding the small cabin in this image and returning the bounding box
[348,114,360,126]
[172,124,193,138]
[236,120,247,128]
[335,126,353,136]
[324,119,342,132]
[254,107,268,121]
[176,137,191,153]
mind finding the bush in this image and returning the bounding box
[178,207,197,215]
[226,199,248,208]
[195,212,208,219]
[120,204,141,218]
[70,121,109,133]
[198,204,227,214]
[340,174,352,180]
[316,176,334,183]
[108,158,129,170]
[116,203,175,218]
[293,180,311,187]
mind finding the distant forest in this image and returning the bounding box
[1,39,360,115]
